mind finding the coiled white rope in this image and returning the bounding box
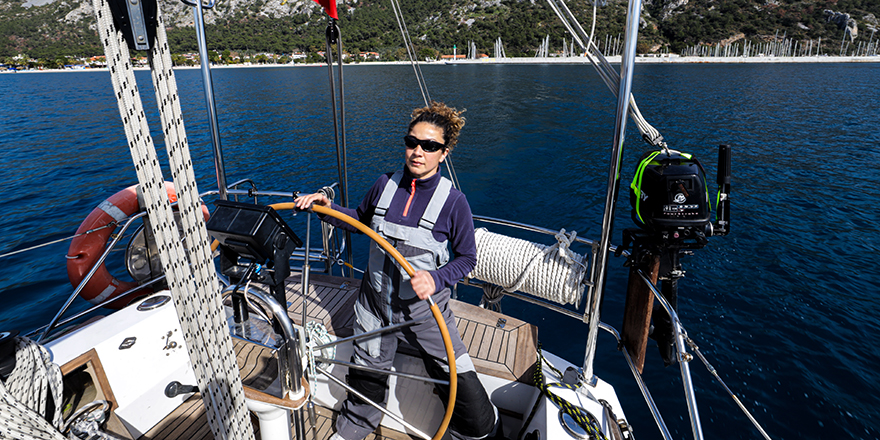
[0,337,65,440]
[469,228,587,307]
[92,1,254,439]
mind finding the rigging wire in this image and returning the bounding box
[389,0,431,105]
[444,156,461,191]
[546,0,668,152]
[323,18,355,275]
[389,0,462,190]
[324,20,349,210]
[686,336,774,440]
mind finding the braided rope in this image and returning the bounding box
[91,1,253,439]
[478,284,505,313]
[0,337,65,440]
[469,228,586,306]
[534,347,608,440]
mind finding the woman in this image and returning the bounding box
[295,102,498,440]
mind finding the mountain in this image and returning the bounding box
[1,0,878,60]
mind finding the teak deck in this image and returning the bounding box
[137,273,538,439]
[283,273,537,384]
[141,396,409,440]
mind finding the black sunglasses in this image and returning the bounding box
[404,135,446,153]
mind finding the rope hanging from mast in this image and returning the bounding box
[91,0,254,438]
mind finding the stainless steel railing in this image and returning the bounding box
[469,215,678,440]
[33,184,345,341]
[26,181,774,440]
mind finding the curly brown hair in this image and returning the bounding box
[408,101,466,151]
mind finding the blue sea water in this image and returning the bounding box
[1,62,879,439]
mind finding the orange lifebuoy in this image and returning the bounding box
[66,182,207,309]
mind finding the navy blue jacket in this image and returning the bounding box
[323,168,477,293]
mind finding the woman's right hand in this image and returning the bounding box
[294,193,331,211]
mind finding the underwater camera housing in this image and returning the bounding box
[630,145,731,246]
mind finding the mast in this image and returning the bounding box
[582,0,642,381]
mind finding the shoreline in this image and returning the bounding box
[445,55,880,64]
[4,54,879,73]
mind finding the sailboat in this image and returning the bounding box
[0,0,772,440]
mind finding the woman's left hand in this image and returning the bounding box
[410,270,436,300]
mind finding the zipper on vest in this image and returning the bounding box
[403,178,416,217]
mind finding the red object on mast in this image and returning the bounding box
[313,0,338,19]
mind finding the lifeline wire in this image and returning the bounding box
[0,223,117,260]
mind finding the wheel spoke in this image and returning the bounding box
[312,315,431,351]
[316,365,432,440]
[315,356,449,386]
[275,203,457,440]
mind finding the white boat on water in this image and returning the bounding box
[0,0,772,440]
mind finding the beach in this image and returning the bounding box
[446,54,880,64]
[4,53,880,74]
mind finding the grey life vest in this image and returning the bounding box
[367,170,453,308]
